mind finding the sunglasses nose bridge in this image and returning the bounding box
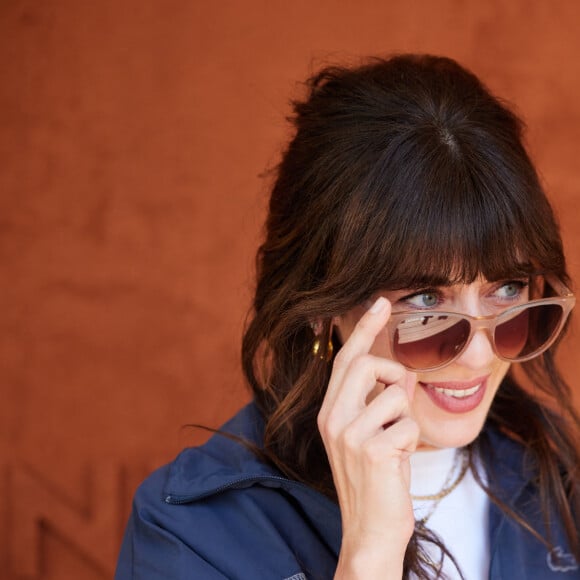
[469,315,498,338]
[455,315,498,362]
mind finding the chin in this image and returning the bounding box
[417,405,488,448]
[416,410,490,450]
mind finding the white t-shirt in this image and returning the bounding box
[409,447,489,579]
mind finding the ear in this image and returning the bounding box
[310,319,323,336]
[311,317,342,335]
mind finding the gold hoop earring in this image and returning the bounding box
[312,337,333,361]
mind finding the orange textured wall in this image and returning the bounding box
[1,1,580,577]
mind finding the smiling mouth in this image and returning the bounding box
[428,383,482,399]
[418,375,489,413]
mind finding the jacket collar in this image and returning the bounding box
[163,402,342,554]
[478,423,536,505]
[163,403,281,502]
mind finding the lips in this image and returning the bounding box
[432,384,481,398]
[419,375,488,413]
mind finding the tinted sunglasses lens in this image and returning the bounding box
[495,303,564,359]
[393,313,470,370]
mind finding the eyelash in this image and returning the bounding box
[398,280,529,309]
[400,289,443,309]
[493,280,529,301]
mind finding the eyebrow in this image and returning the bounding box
[392,270,538,291]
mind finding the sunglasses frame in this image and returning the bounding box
[386,274,576,372]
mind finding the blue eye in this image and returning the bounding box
[406,292,440,308]
[495,280,528,300]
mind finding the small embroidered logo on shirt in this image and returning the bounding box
[547,546,579,573]
[283,574,306,580]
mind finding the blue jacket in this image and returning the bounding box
[115,403,579,579]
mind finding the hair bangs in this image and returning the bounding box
[335,145,559,301]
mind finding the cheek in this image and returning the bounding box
[491,361,511,391]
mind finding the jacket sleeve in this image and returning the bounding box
[115,502,229,580]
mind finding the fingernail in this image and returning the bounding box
[369,296,387,314]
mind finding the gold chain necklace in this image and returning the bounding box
[411,447,470,525]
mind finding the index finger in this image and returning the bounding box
[331,296,392,379]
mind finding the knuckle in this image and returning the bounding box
[349,353,373,375]
[385,363,408,384]
[331,349,348,371]
[332,345,352,369]
[318,411,341,441]
[332,351,373,380]
[382,383,407,405]
[394,383,410,404]
[394,417,421,448]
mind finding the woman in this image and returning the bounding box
[115,54,580,579]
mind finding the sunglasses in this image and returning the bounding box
[387,275,575,372]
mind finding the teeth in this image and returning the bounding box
[432,384,481,398]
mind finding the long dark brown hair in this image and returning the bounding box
[241,54,580,578]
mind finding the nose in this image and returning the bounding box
[454,328,496,370]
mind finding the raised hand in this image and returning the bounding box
[317,297,419,579]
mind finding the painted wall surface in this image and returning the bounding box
[1,1,580,577]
